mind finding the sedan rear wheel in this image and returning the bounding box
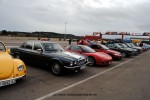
[88,57,95,66]
[51,62,63,76]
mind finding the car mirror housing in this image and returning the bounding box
[37,49,43,52]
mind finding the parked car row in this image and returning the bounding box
[65,42,145,67]
[65,45,112,66]
[0,40,149,87]
[89,44,122,60]
[99,43,143,57]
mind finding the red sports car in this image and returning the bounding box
[89,44,122,60]
[65,45,112,66]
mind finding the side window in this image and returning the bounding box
[21,42,33,50]
[33,42,42,51]
[42,43,53,51]
[70,46,82,51]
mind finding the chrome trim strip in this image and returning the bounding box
[64,63,88,69]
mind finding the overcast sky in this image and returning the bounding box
[0,0,150,36]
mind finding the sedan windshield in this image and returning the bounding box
[42,43,64,51]
[82,45,96,53]
[122,44,128,48]
[130,43,136,47]
[100,44,109,50]
[126,43,132,47]
[115,44,123,48]
[117,44,128,48]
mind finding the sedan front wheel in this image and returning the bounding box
[51,61,63,76]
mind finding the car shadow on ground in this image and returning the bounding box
[25,62,88,77]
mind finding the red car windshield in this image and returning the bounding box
[81,45,96,53]
[100,44,109,50]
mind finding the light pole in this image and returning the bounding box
[64,21,67,41]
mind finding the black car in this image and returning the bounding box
[104,43,134,57]
[125,43,143,53]
[117,43,138,56]
[10,41,88,76]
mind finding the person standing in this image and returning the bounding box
[139,42,143,47]
[69,38,72,45]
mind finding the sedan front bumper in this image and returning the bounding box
[64,63,87,69]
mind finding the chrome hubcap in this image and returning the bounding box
[52,64,60,74]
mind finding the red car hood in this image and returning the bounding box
[106,50,121,54]
[86,52,112,60]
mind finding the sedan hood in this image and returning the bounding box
[133,47,142,50]
[121,48,133,51]
[44,51,85,61]
[0,53,14,79]
[106,50,120,54]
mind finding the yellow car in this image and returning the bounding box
[0,41,26,87]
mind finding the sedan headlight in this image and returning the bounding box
[18,65,24,71]
[74,61,77,65]
[70,62,73,66]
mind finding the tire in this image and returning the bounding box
[51,61,64,76]
[121,52,126,57]
[88,56,96,66]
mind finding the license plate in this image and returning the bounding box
[80,65,86,69]
[0,79,16,87]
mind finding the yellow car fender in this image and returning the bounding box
[12,59,27,78]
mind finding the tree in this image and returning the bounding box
[2,30,8,36]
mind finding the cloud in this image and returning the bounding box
[0,0,150,36]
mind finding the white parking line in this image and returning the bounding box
[35,51,149,100]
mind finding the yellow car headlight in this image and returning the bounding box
[18,65,24,71]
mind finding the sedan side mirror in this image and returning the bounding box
[37,49,43,52]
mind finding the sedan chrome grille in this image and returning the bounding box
[77,59,86,65]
